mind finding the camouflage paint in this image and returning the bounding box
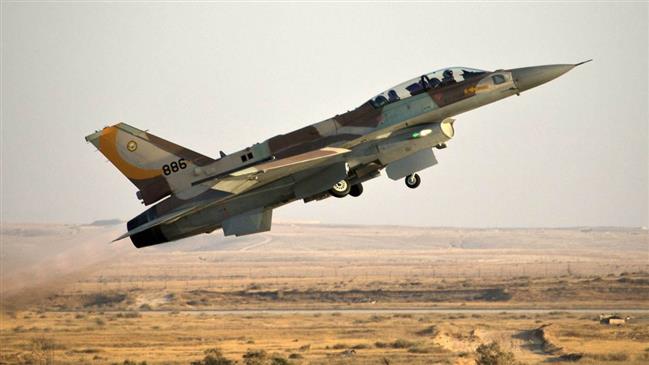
[86,63,583,247]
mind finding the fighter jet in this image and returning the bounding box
[85,61,590,247]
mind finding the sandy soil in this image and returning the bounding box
[1,222,647,364]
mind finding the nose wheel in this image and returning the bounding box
[405,174,421,189]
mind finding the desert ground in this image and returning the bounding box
[1,222,648,364]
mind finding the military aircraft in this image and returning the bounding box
[86,61,590,247]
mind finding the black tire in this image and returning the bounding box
[329,180,351,198]
[349,183,364,197]
[405,174,421,189]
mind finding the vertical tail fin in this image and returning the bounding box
[85,123,214,204]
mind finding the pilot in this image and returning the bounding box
[419,75,431,90]
[442,69,456,86]
[429,77,441,89]
[387,90,400,102]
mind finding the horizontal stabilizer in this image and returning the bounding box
[112,204,198,242]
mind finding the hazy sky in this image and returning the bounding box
[2,2,648,228]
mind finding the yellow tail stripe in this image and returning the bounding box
[99,126,161,180]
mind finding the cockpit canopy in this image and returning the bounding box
[370,67,488,108]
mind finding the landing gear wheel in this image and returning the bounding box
[329,180,351,198]
[349,183,364,197]
[405,174,421,189]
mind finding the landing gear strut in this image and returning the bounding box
[329,180,351,198]
[405,174,421,189]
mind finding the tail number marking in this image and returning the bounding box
[162,158,187,175]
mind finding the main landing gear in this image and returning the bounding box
[405,173,421,189]
[329,172,419,197]
[349,183,364,197]
[329,180,364,198]
[329,180,350,198]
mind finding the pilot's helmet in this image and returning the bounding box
[443,69,454,79]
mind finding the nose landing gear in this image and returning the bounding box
[405,173,421,189]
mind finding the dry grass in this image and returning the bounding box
[2,311,649,364]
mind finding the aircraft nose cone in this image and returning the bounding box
[511,64,575,92]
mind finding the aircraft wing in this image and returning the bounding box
[206,147,350,194]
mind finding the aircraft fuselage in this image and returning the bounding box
[86,63,588,247]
